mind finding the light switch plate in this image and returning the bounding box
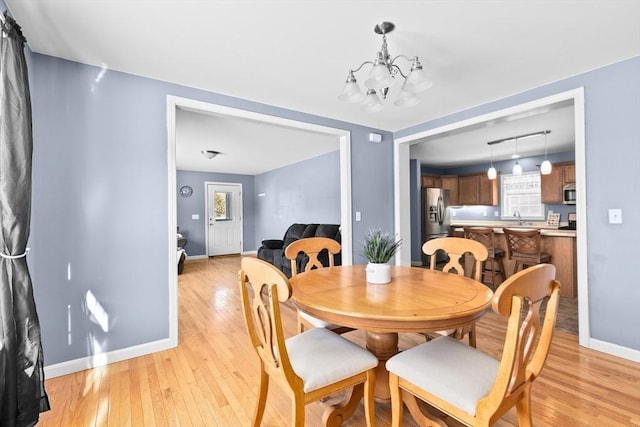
[355,211,361,221]
[608,209,622,224]
[192,214,200,220]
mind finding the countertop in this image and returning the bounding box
[451,220,577,237]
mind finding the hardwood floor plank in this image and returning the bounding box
[37,256,640,426]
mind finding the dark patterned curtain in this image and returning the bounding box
[0,11,50,427]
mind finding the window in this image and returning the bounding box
[500,171,544,219]
[214,191,233,221]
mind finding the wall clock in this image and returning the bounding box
[179,185,193,198]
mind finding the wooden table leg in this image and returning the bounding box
[365,331,399,402]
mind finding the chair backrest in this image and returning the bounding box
[463,227,497,252]
[503,228,542,259]
[238,257,298,385]
[477,263,560,421]
[422,237,488,281]
[284,237,341,276]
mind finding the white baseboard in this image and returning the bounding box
[588,338,640,363]
[44,337,177,379]
[185,254,207,260]
[186,251,256,260]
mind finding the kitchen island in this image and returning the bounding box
[451,221,577,297]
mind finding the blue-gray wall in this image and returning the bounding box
[28,52,391,366]
[255,150,341,245]
[176,171,255,256]
[399,56,640,351]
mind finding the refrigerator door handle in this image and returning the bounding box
[437,196,444,226]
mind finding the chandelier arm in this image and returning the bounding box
[388,54,416,79]
[389,54,414,65]
[390,64,407,79]
[350,61,375,75]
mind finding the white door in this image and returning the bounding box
[207,183,243,256]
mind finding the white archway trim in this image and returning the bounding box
[394,88,591,349]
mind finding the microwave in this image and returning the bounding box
[563,184,576,204]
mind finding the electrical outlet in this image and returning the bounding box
[355,211,361,221]
[483,211,487,217]
[494,211,499,217]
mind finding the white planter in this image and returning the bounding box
[366,262,391,284]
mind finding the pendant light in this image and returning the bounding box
[512,138,522,176]
[487,144,497,180]
[540,131,552,175]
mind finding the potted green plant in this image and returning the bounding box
[362,229,402,284]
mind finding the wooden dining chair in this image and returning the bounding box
[422,237,489,347]
[285,237,354,335]
[503,228,551,275]
[463,227,506,289]
[238,257,377,427]
[386,263,560,427]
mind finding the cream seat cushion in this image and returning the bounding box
[386,336,499,416]
[286,328,378,393]
[298,310,343,330]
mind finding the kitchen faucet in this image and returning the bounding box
[514,210,524,225]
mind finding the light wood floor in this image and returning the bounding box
[38,256,640,426]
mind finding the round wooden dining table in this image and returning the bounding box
[291,265,494,403]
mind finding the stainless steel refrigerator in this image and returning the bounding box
[422,188,451,265]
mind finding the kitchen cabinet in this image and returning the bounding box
[421,174,441,188]
[458,173,498,205]
[441,175,459,206]
[564,163,575,183]
[541,162,574,204]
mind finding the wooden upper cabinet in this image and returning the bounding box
[421,174,442,188]
[441,175,459,206]
[541,162,575,204]
[458,173,498,206]
[478,173,499,205]
[563,163,575,184]
[458,175,480,205]
[541,166,563,204]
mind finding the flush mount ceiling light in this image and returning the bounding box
[486,130,551,179]
[201,150,220,159]
[338,21,433,113]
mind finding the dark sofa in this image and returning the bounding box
[257,223,341,277]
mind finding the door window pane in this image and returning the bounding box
[214,192,233,221]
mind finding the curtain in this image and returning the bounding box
[0,11,50,427]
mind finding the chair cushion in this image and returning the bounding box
[286,328,378,393]
[386,336,499,416]
[298,311,343,331]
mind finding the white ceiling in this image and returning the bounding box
[6,1,640,172]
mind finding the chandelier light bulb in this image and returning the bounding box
[540,159,552,175]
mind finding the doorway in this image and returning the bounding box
[166,95,353,346]
[206,182,243,256]
[394,88,589,348]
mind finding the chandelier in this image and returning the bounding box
[338,21,433,112]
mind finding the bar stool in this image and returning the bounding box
[463,227,506,289]
[502,228,551,276]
